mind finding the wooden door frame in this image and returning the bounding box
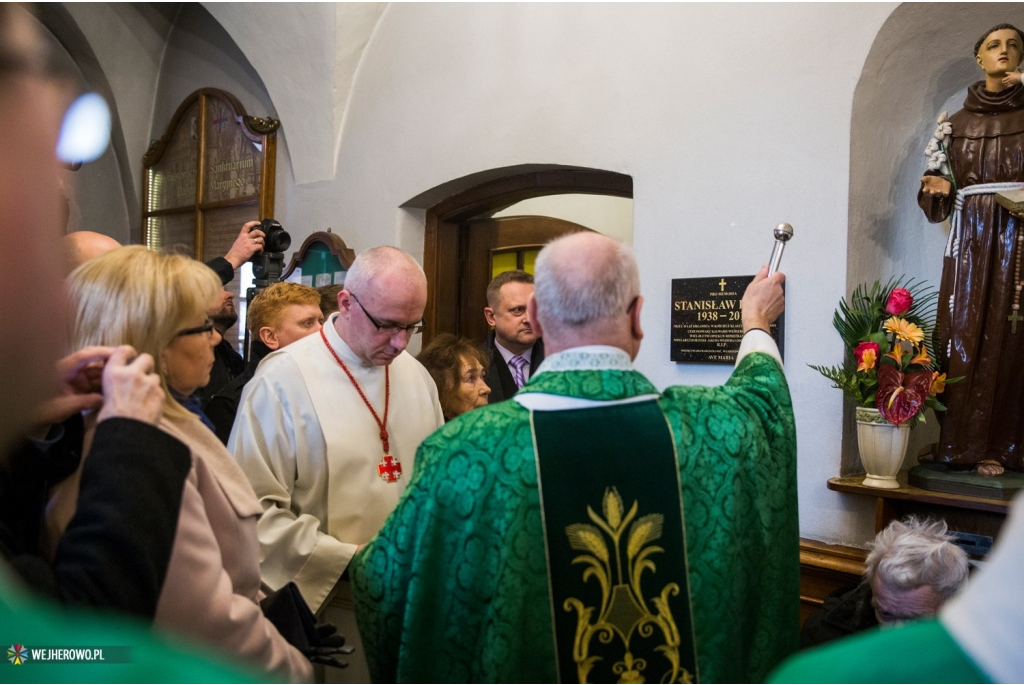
[422,168,632,344]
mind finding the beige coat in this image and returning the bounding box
[154,413,311,682]
[46,412,311,682]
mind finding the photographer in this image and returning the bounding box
[199,219,290,407]
[205,219,267,286]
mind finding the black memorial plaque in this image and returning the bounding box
[671,275,784,364]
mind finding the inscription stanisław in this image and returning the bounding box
[670,275,784,364]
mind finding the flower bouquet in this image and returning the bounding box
[810,278,955,426]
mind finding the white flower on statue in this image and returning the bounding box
[923,111,954,177]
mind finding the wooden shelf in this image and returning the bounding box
[828,472,1011,515]
[828,471,1010,544]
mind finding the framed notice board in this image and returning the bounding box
[142,88,279,264]
[671,275,784,364]
[283,231,356,288]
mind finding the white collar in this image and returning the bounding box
[533,345,634,376]
[321,313,374,369]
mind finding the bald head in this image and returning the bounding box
[63,231,121,270]
[335,246,428,366]
[344,245,426,298]
[532,232,642,355]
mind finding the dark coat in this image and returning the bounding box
[196,256,244,408]
[205,256,235,287]
[0,415,191,618]
[206,340,273,444]
[799,581,878,650]
[198,338,246,408]
[482,331,545,404]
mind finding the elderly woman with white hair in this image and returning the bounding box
[48,246,311,681]
[801,517,970,648]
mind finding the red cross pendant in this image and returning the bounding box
[378,455,402,483]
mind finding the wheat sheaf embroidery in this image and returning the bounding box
[563,487,691,684]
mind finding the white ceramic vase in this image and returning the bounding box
[855,407,910,489]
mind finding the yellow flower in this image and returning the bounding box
[931,371,947,395]
[884,317,924,344]
[857,347,877,372]
[910,344,932,366]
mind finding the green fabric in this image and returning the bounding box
[768,619,989,684]
[352,352,798,683]
[0,570,268,683]
[533,401,697,683]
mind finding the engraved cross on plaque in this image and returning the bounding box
[718,279,727,292]
[1010,310,1023,334]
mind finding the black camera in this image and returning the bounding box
[259,218,291,254]
[250,218,290,284]
[246,218,292,362]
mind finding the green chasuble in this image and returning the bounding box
[768,619,988,684]
[352,348,798,683]
[533,400,699,683]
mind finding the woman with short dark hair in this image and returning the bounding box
[417,333,491,419]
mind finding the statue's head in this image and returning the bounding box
[974,24,1024,75]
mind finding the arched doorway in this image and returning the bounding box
[414,166,632,345]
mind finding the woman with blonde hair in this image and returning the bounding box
[52,245,311,681]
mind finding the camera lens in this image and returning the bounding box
[259,218,291,253]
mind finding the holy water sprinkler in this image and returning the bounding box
[767,223,793,276]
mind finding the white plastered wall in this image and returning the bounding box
[51,2,982,546]
[307,2,898,545]
[492,195,634,244]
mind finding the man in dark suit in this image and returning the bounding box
[482,270,544,403]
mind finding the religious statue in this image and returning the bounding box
[919,24,1024,475]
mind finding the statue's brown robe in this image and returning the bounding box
[919,82,1024,468]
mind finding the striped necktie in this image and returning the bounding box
[509,354,528,389]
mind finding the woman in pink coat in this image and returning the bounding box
[50,246,311,682]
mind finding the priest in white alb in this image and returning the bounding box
[229,246,443,679]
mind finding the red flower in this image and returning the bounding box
[854,341,880,372]
[876,364,932,425]
[885,287,913,316]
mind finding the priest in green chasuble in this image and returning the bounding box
[351,232,798,683]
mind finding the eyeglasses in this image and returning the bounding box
[175,319,215,338]
[349,292,424,336]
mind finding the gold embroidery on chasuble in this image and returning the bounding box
[531,397,697,684]
[564,488,691,685]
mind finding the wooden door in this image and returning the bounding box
[459,215,589,343]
